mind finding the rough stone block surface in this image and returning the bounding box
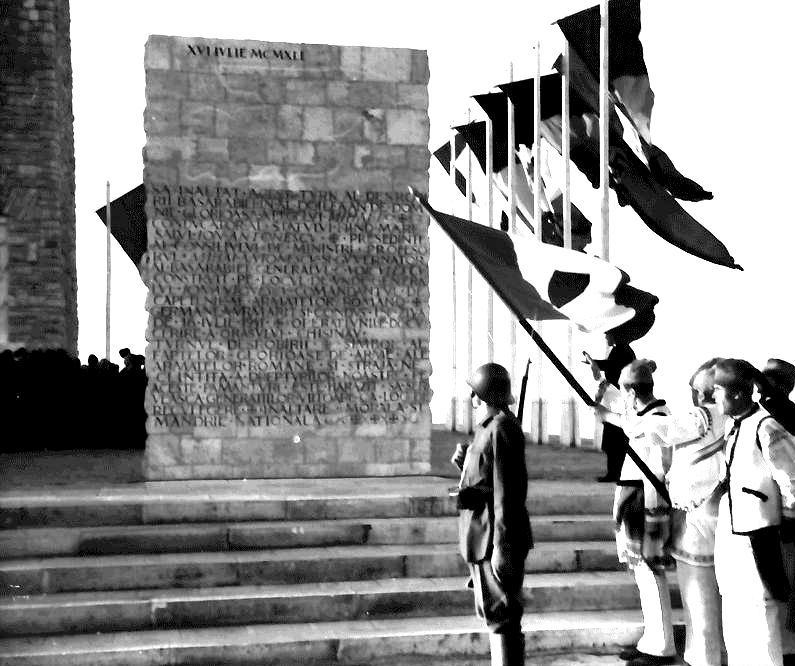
[143,37,430,479]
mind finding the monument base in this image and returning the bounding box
[143,418,431,480]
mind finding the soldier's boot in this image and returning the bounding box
[489,631,525,666]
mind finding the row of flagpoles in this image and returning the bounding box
[441,0,613,444]
[432,0,738,446]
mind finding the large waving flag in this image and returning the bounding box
[488,75,740,270]
[556,0,713,202]
[414,191,657,343]
[95,184,148,269]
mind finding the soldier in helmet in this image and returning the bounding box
[451,362,533,666]
[712,359,795,666]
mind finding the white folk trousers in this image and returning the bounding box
[634,561,676,657]
[675,560,723,666]
[715,495,783,666]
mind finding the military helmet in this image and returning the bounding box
[467,363,514,406]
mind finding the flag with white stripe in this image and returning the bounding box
[414,192,658,342]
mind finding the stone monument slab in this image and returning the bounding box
[142,36,431,479]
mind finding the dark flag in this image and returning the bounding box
[414,192,657,342]
[432,135,474,202]
[489,75,740,270]
[432,128,534,233]
[556,0,713,202]
[95,184,148,267]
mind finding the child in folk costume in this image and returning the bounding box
[594,357,729,666]
[626,359,728,666]
[593,359,677,666]
[662,359,727,666]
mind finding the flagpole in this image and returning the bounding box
[531,41,548,446]
[593,0,611,452]
[448,132,458,432]
[105,180,112,361]
[599,0,610,263]
[485,117,495,362]
[560,39,580,448]
[465,107,474,434]
[413,191,595,406]
[413,189,671,506]
[507,62,518,405]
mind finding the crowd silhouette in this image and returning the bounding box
[0,347,147,453]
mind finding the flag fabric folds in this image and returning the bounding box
[488,75,740,270]
[414,191,657,343]
[456,119,592,251]
[431,135,473,202]
[556,0,713,202]
[95,184,148,268]
[434,118,593,251]
[432,128,527,232]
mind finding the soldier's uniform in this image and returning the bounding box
[713,360,795,666]
[456,364,532,666]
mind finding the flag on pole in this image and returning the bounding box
[443,118,593,251]
[95,184,148,268]
[473,87,597,249]
[415,192,658,342]
[431,136,474,201]
[556,0,713,202]
[491,75,740,270]
[433,128,532,232]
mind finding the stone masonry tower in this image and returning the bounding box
[0,0,78,353]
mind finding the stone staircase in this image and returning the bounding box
[0,476,682,665]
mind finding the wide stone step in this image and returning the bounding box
[0,478,613,528]
[0,514,614,558]
[0,611,685,665]
[0,571,659,636]
[0,541,620,595]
